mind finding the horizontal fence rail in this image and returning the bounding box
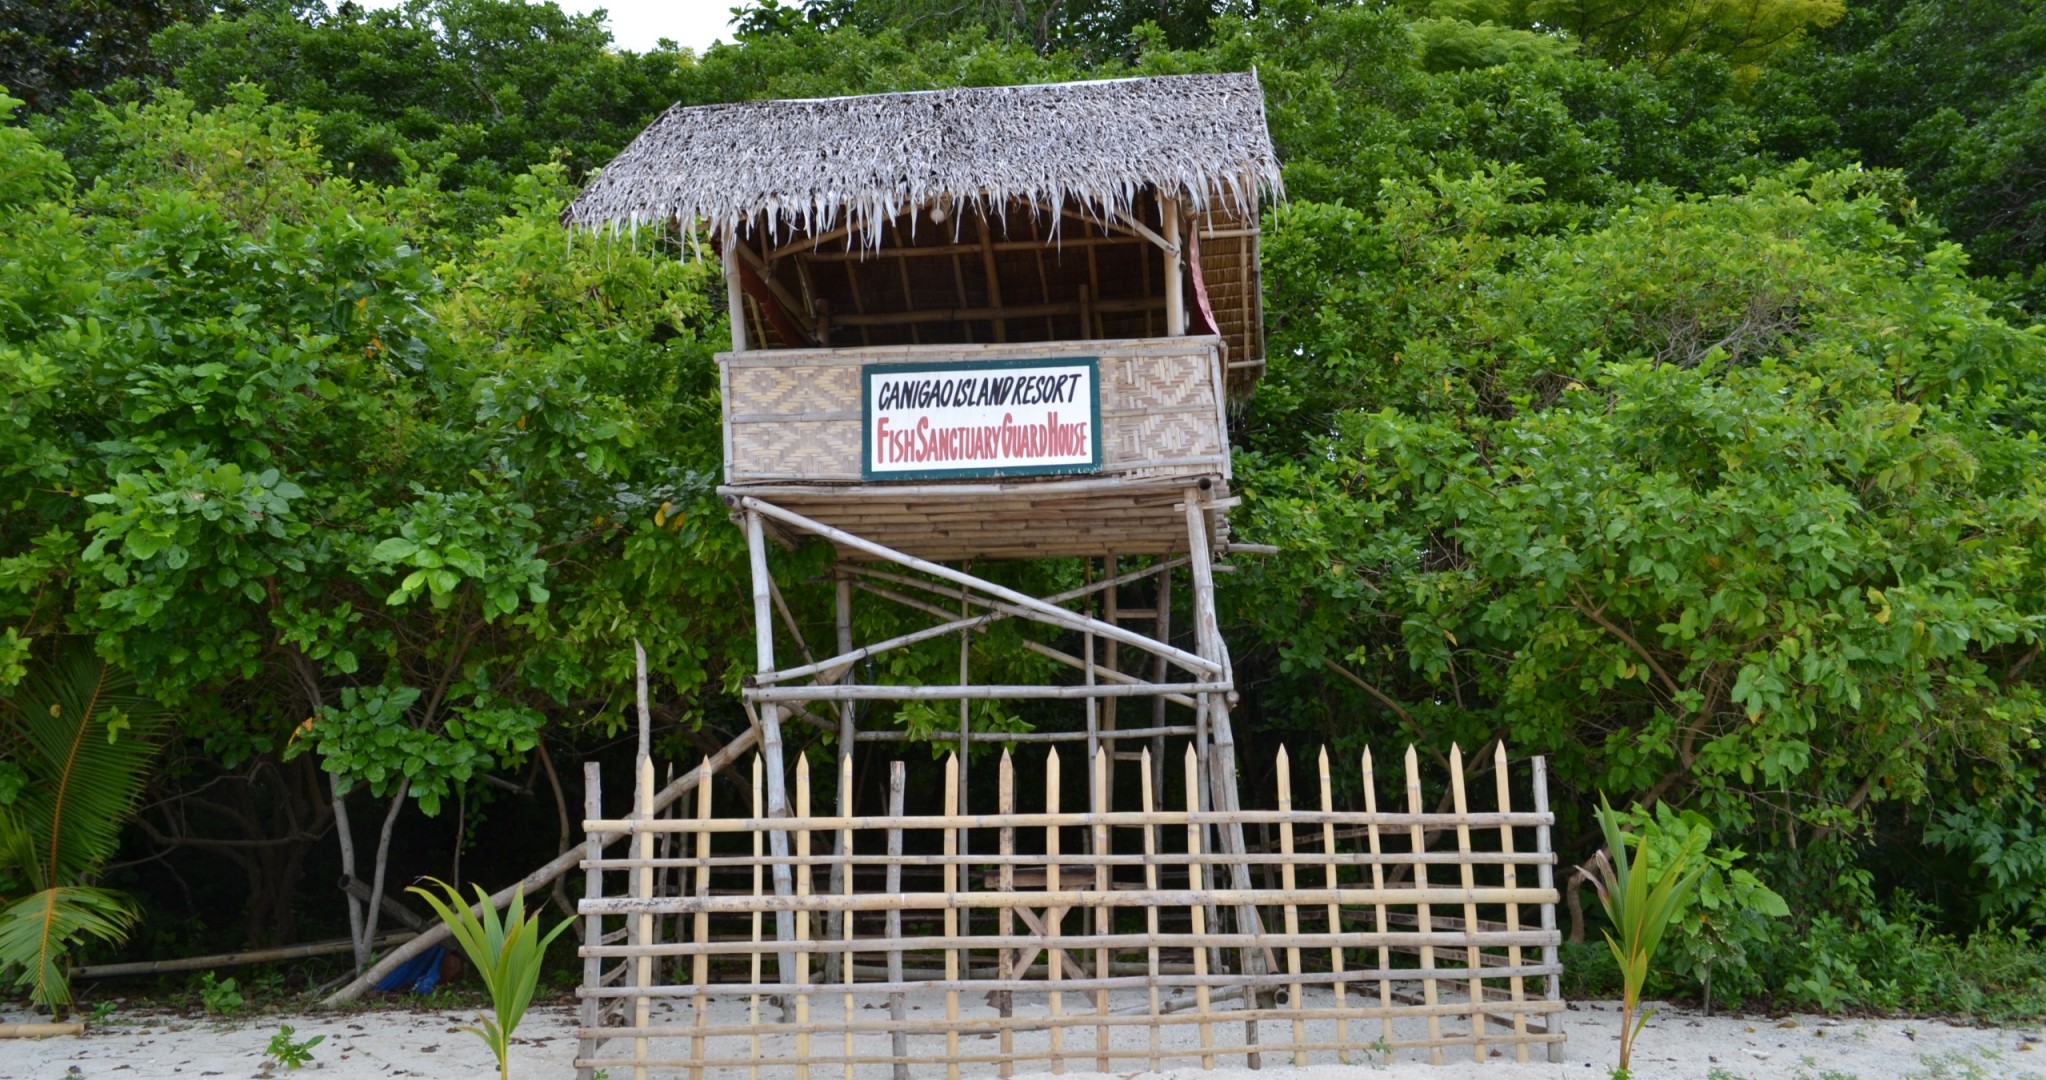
[576,742,1564,1078]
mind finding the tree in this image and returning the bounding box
[0,0,223,112]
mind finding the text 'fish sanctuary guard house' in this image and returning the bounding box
[560,73,1566,1079]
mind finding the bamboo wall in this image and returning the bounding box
[574,742,1564,1077]
[720,338,1228,486]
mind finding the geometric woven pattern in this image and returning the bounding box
[725,339,1225,484]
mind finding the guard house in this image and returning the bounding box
[563,72,1277,561]
[562,76,1572,1078]
[562,70,1279,926]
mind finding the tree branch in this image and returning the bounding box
[1572,590,1683,700]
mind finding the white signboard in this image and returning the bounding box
[863,359,1101,480]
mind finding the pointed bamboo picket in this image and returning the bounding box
[575,742,1563,1076]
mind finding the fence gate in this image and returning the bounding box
[575,741,1564,1078]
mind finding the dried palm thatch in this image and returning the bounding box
[560,73,1280,250]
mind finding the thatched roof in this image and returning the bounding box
[561,73,1280,249]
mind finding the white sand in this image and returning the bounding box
[4,997,2040,1080]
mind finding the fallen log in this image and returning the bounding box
[76,932,416,979]
[0,1022,84,1038]
[320,722,760,1005]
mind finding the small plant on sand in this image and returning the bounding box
[1580,794,1706,1080]
[410,878,571,1080]
[197,971,243,1015]
[265,1024,325,1069]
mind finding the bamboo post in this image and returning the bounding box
[828,571,855,983]
[1184,746,1214,1070]
[578,762,603,1080]
[746,510,799,1010]
[724,230,749,353]
[1276,747,1304,1065]
[1102,551,1118,815]
[795,754,813,1080]
[1162,196,1185,335]
[957,573,972,963]
[1093,746,1111,1072]
[1046,747,1065,1075]
[1405,746,1442,1066]
[1534,755,1565,1064]
[1319,749,1353,1065]
[840,751,856,1080]
[1183,485,1271,1039]
[997,750,1016,1076]
[1084,558,1099,808]
[1150,563,1171,861]
[1450,744,1485,1060]
[976,212,1008,343]
[691,758,713,1080]
[1495,742,1530,1062]
[888,761,909,1080]
[1140,748,1161,1074]
[944,753,963,1080]
[1362,750,1392,1064]
[634,755,654,1080]
[750,756,764,1080]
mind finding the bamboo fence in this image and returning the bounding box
[575,741,1562,1078]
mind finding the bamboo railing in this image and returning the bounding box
[575,742,1563,1078]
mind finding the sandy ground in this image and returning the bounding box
[4,995,2041,1080]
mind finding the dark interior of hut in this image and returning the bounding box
[717,189,1262,380]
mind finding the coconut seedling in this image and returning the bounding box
[409,880,571,1080]
[1580,794,1707,1079]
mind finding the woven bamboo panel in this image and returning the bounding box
[1195,199,1263,394]
[575,742,1564,1077]
[722,339,1226,487]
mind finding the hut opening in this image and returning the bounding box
[563,73,1278,391]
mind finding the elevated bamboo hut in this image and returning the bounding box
[564,72,1277,559]
[561,73,1385,1080]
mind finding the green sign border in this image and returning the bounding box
[862,357,1103,482]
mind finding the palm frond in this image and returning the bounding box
[0,884,137,1008]
[1,638,169,883]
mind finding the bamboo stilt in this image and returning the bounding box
[1495,742,1530,1062]
[887,761,908,1080]
[1093,747,1111,1072]
[1046,748,1065,1075]
[796,755,813,1080]
[840,752,855,1080]
[997,750,1015,1077]
[750,756,763,1080]
[1140,748,1162,1074]
[945,753,963,1080]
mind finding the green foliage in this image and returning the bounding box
[1240,163,2046,872]
[1584,794,1708,1076]
[1,0,2045,1009]
[196,970,243,1015]
[409,879,571,1080]
[0,639,163,1007]
[265,1024,324,1070]
[1605,802,1788,1008]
